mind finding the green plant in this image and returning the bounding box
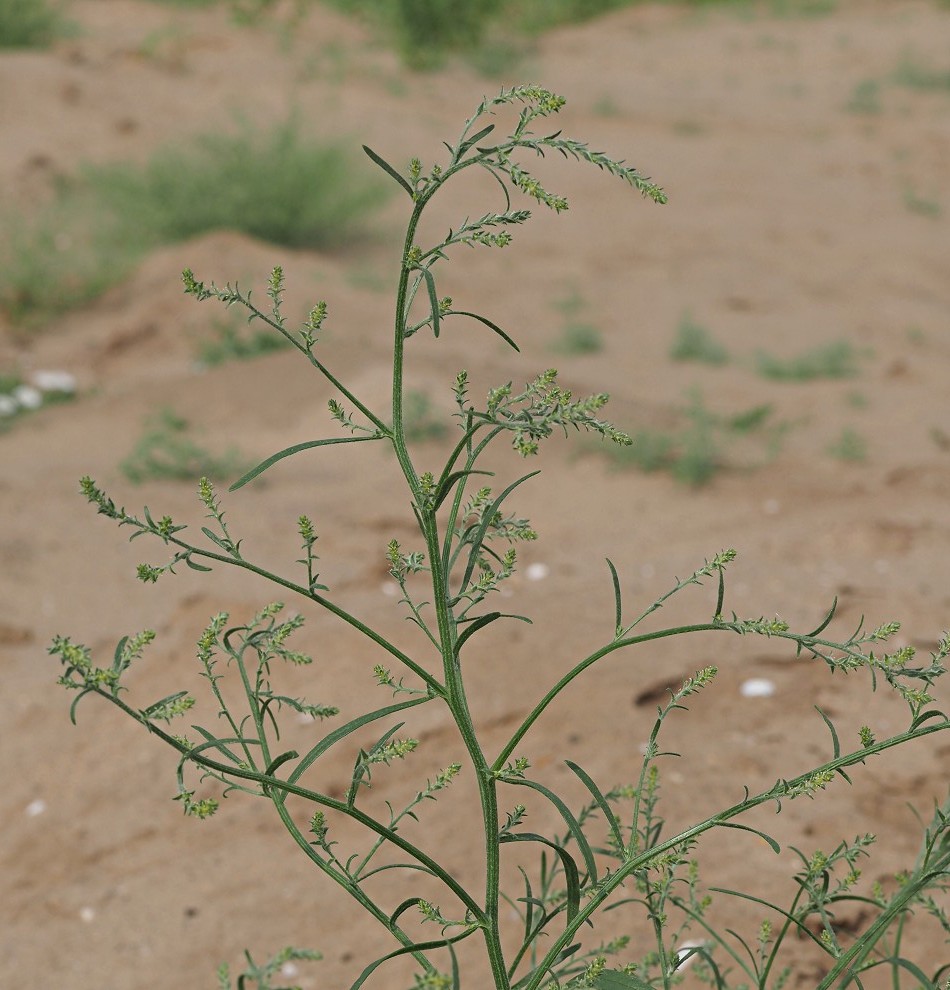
[599,393,781,487]
[826,426,867,462]
[893,51,950,92]
[402,389,449,442]
[196,315,295,367]
[669,314,729,366]
[0,118,389,326]
[0,0,67,48]
[120,408,249,484]
[902,183,942,218]
[846,79,882,115]
[51,87,950,989]
[755,339,860,381]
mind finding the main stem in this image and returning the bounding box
[390,193,511,989]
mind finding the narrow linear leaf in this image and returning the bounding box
[910,709,948,730]
[500,832,581,925]
[456,612,531,655]
[805,596,838,638]
[264,750,299,776]
[458,123,496,157]
[816,706,841,759]
[185,556,213,572]
[190,726,257,766]
[455,612,502,655]
[422,268,441,338]
[433,468,494,513]
[564,760,624,853]
[229,435,378,491]
[389,897,425,925]
[715,565,726,619]
[69,688,94,725]
[361,144,414,197]
[448,310,520,352]
[716,820,781,855]
[606,558,622,633]
[458,471,540,596]
[348,929,479,990]
[508,777,598,884]
[286,697,433,792]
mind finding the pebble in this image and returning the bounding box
[740,677,776,698]
[525,563,549,581]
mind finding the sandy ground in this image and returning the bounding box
[2,1,949,986]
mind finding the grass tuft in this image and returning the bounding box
[755,339,861,381]
[120,409,249,484]
[0,0,68,48]
[669,314,729,365]
[0,118,389,327]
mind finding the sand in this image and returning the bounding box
[2,1,949,986]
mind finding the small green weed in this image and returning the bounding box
[893,52,950,92]
[402,390,449,442]
[84,116,389,251]
[0,118,389,326]
[195,317,294,367]
[600,393,781,487]
[120,408,248,484]
[0,0,68,48]
[902,184,942,218]
[827,426,867,462]
[551,290,603,355]
[755,339,861,381]
[846,79,883,114]
[669,313,729,365]
[552,322,602,354]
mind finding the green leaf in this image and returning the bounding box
[805,596,838,638]
[422,268,441,338]
[457,471,540,597]
[448,310,520,352]
[606,558,622,633]
[716,820,781,855]
[229,435,378,491]
[283,696,433,798]
[361,145,414,197]
[507,777,598,884]
[458,123,496,157]
[433,468,493,512]
[564,760,624,853]
[590,971,654,990]
[500,832,581,925]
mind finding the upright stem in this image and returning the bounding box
[389,190,511,989]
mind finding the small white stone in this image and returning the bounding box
[32,369,77,393]
[25,798,47,817]
[12,384,43,410]
[79,906,96,923]
[381,581,399,597]
[763,498,780,515]
[280,962,299,979]
[740,677,776,698]
[525,563,549,581]
[0,395,17,416]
